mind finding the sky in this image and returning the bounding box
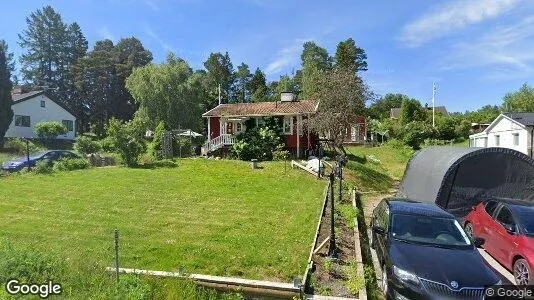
[1,0,534,112]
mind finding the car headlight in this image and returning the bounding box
[393,265,421,287]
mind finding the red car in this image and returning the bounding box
[464,199,534,285]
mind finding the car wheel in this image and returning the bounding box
[464,222,474,240]
[514,258,532,285]
[381,265,389,296]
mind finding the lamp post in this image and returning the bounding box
[328,172,336,257]
[25,138,31,171]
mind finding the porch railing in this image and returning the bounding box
[201,134,236,154]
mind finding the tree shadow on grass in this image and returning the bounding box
[346,161,394,193]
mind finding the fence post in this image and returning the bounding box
[328,173,336,257]
[114,229,120,283]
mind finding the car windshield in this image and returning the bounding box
[28,151,49,160]
[390,214,472,248]
[513,206,534,236]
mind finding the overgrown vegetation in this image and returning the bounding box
[35,121,68,139]
[230,119,284,161]
[74,136,101,155]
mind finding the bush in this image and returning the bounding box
[230,127,283,161]
[149,121,166,159]
[33,160,53,174]
[4,138,41,155]
[35,121,68,139]
[272,146,290,161]
[106,117,147,167]
[100,137,115,152]
[74,136,101,155]
[53,158,90,171]
[153,159,177,168]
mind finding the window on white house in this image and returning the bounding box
[513,133,520,146]
[62,120,74,132]
[236,122,243,133]
[482,137,488,147]
[14,115,30,127]
[40,100,45,107]
[495,135,500,146]
[283,116,293,135]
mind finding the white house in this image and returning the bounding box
[469,113,534,157]
[5,89,77,140]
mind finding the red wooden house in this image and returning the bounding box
[201,93,367,157]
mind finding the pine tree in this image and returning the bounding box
[0,41,13,147]
[335,38,368,72]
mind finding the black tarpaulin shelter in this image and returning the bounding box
[397,147,534,218]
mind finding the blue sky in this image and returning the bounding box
[1,0,534,112]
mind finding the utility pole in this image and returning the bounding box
[432,82,436,127]
[218,84,222,105]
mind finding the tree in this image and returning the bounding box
[399,99,425,125]
[106,111,148,167]
[503,83,534,112]
[234,63,252,103]
[334,38,367,72]
[203,52,234,106]
[300,42,332,99]
[126,54,202,131]
[368,93,409,119]
[19,6,69,101]
[250,68,268,102]
[309,68,368,154]
[464,105,501,124]
[65,22,88,132]
[35,121,68,139]
[0,41,13,147]
[276,75,297,95]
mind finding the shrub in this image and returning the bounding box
[74,136,101,155]
[100,137,115,152]
[53,158,90,171]
[4,138,41,155]
[106,117,147,167]
[35,121,68,139]
[230,127,283,161]
[402,121,430,150]
[153,159,177,168]
[33,160,53,174]
[272,145,290,161]
[149,121,166,159]
[117,275,153,300]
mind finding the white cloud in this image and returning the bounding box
[145,26,175,52]
[97,26,115,41]
[399,0,521,47]
[144,0,160,11]
[265,39,308,75]
[443,16,534,80]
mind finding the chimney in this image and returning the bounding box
[280,92,296,102]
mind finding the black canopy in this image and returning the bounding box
[397,147,534,218]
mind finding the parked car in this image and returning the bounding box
[464,199,534,285]
[1,150,80,172]
[370,198,500,300]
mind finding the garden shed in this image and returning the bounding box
[397,147,534,218]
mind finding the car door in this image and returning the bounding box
[487,206,518,265]
[371,201,388,262]
[476,201,498,240]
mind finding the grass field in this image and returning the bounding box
[0,159,325,283]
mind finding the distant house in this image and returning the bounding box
[390,106,449,119]
[469,113,534,157]
[201,92,367,157]
[5,87,76,140]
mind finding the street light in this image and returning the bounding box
[23,138,31,171]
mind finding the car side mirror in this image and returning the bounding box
[503,223,516,234]
[474,237,485,248]
[372,226,385,235]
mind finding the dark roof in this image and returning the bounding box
[202,100,319,117]
[398,147,534,217]
[12,90,45,102]
[387,199,453,218]
[11,90,76,118]
[390,106,448,119]
[504,112,534,126]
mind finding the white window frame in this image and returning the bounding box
[283,116,293,135]
[15,115,30,127]
[513,133,520,146]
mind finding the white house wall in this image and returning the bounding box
[469,115,531,156]
[5,94,76,140]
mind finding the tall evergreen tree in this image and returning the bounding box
[203,52,234,106]
[19,6,69,98]
[300,41,331,99]
[0,41,13,147]
[234,63,252,103]
[334,38,367,72]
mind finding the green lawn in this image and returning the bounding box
[345,145,412,183]
[0,159,325,282]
